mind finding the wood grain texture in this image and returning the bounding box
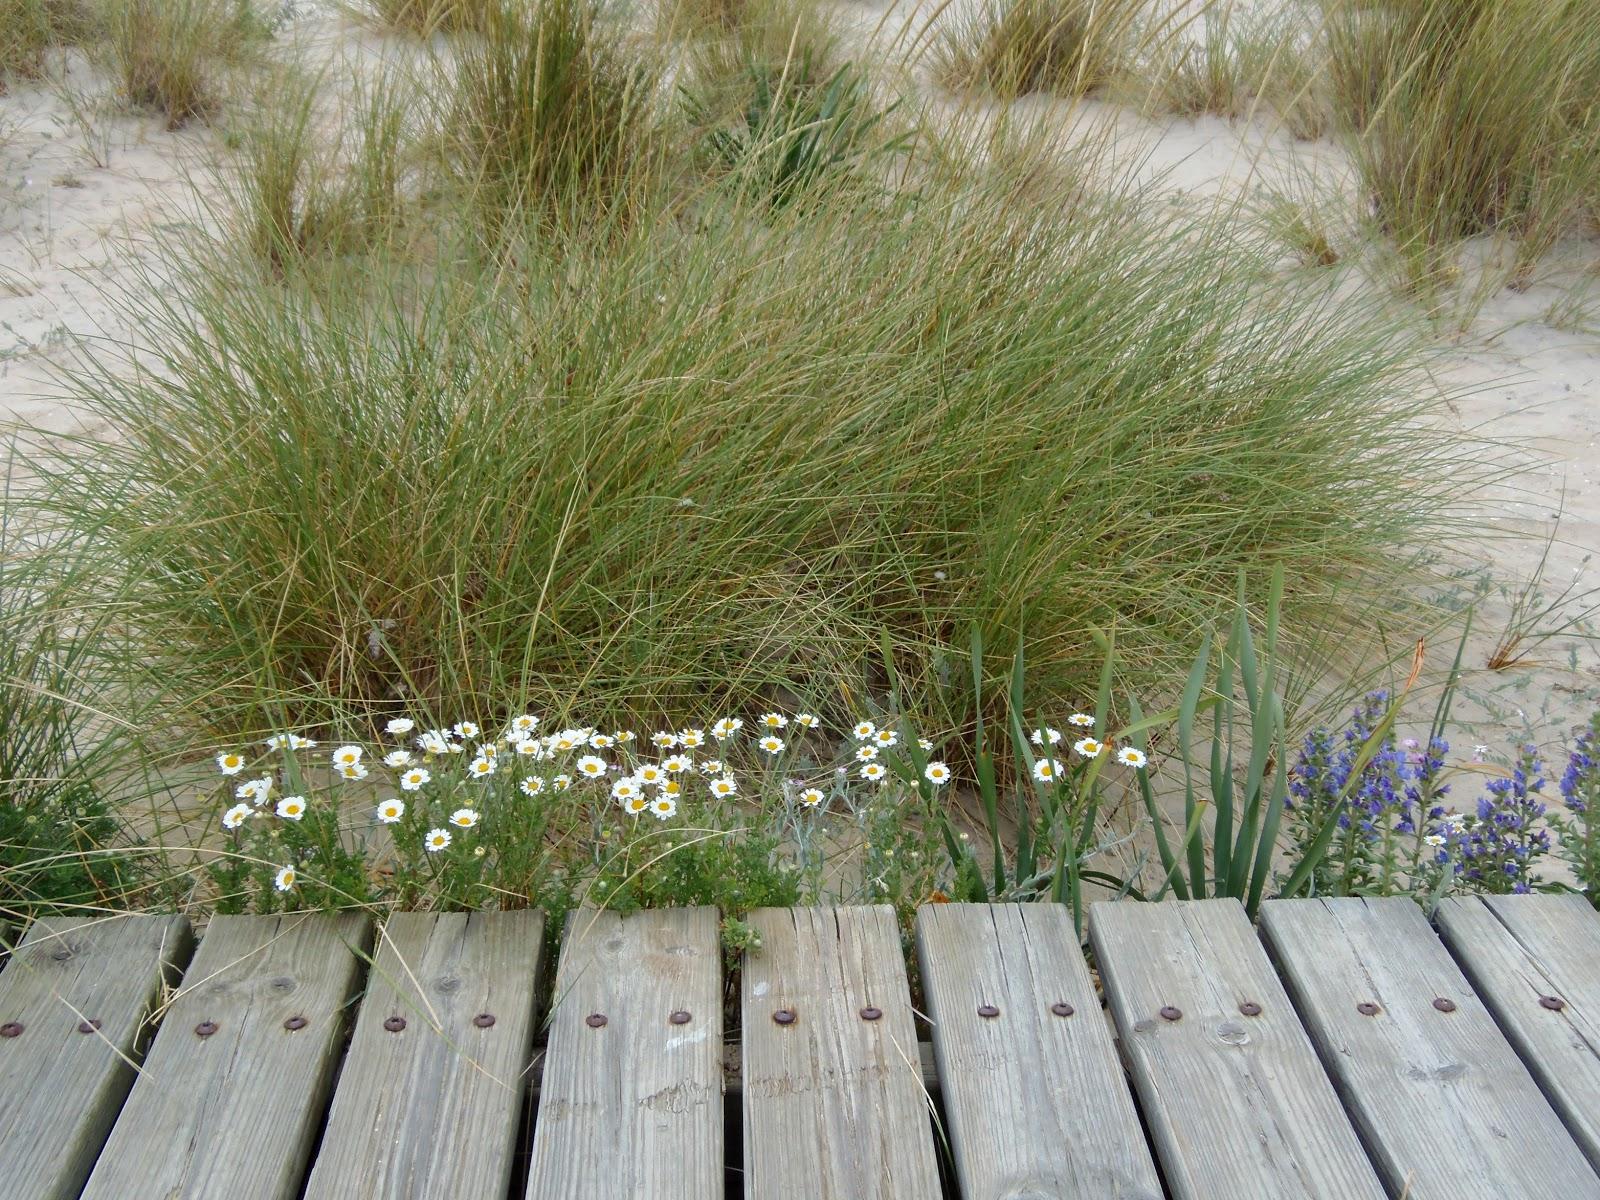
[1090,899,1384,1200]
[1436,894,1600,1171]
[303,910,544,1200]
[917,903,1162,1200]
[1261,896,1600,1200]
[526,907,723,1200]
[0,914,193,1200]
[741,905,940,1200]
[80,912,369,1200]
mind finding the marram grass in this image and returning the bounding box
[35,160,1482,754]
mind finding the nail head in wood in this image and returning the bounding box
[669,1009,692,1025]
[1159,1005,1182,1022]
[194,1020,218,1038]
[859,1006,883,1021]
[586,1012,608,1028]
[1050,1002,1075,1017]
[472,1012,496,1028]
[772,1008,797,1026]
[1432,997,1457,1013]
[1357,1001,1380,1016]
[0,1021,22,1038]
[77,1018,102,1033]
[977,1004,1001,1019]
[282,1015,308,1031]
[383,1015,407,1032]
[1540,995,1567,1011]
[1239,1001,1262,1017]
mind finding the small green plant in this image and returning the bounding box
[934,0,1141,98]
[97,0,267,128]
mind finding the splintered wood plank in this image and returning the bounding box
[1436,894,1600,1170]
[526,907,723,1200]
[80,912,369,1200]
[1089,899,1384,1200]
[742,906,939,1200]
[303,910,544,1200]
[1261,897,1600,1200]
[0,915,193,1200]
[917,903,1162,1200]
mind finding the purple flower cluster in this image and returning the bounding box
[1446,743,1551,894]
[1561,721,1598,816]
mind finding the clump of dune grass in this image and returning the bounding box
[96,0,266,128]
[1327,0,1600,291]
[0,0,91,91]
[344,0,498,34]
[32,146,1488,753]
[445,0,659,233]
[934,0,1144,98]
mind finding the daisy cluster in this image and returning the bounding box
[1024,712,1148,782]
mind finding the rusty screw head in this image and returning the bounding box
[1050,1002,1075,1018]
[194,1020,219,1038]
[0,1021,23,1039]
[1432,997,1457,1013]
[669,1010,692,1025]
[283,1015,308,1032]
[1159,1006,1182,1022]
[1357,1001,1380,1016]
[77,1019,102,1034]
[473,1013,496,1029]
[586,1013,609,1029]
[1540,995,1567,1012]
[383,1015,407,1033]
[977,1004,1001,1019]
[772,1008,797,1026]
[1239,1001,1263,1017]
[859,1006,883,1022]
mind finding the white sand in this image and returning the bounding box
[3,0,1597,760]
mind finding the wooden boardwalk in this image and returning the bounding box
[3,896,1600,1198]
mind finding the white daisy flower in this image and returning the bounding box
[1030,727,1063,747]
[467,756,496,779]
[520,775,546,797]
[417,731,451,755]
[701,759,724,775]
[275,795,307,821]
[918,738,934,751]
[874,729,899,747]
[289,734,316,750]
[1073,737,1105,759]
[552,774,572,791]
[375,798,405,823]
[235,775,273,802]
[217,751,247,776]
[624,795,650,816]
[386,717,416,735]
[853,720,877,740]
[709,775,738,798]
[589,733,615,750]
[659,778,683,798]
[1424,833,1446,847]
[575,755,608,778]
[264,733,290,751]
[855,745,880,762]
[614,730,636,744]
[662,754,692,774]
[222,802,254,831]
[679,728,705,748]
[795,713,819,729]
[383,750,413,769]
[859,762,887,783]
[1068,713,1095,728]
[650,731,679,749]
[759,712,788,730]
[651,796,678,820]
[475,741,499,760]
[424,828,452,852]
[636,763,666,786]
[1116,746,1147,769]
[507,714,540,736]
[514,738,543,758]
[331,745,364,768]
[273,865,297,892]
[449,807,480,829]
[924,762,952,785]
[612,778,642,802]
[1033,758,1062,782]
[758,736,785,755]
[399,767,432,791]
[339,763,370,781]
[712,718,743,740]
[799,787,825,808]
[454,721,480,740]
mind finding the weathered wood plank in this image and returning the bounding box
[1436,894,1600,1171]
[0,914,193,1200]
[80,912,369,1200]
[742,905,940,1200]
[1261,896,1600,1200]
[526,907,723,1200]
[918,902,1162,1200]
[302,910,544,1199]
[1090,899,1384,1200]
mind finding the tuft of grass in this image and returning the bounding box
[1326,0,1600,292]
[445,0,660,233]
[344,0,499,34]
[933,0,1143,98]
[96,0,266,128]
[0,0,91,91]
[35,158,1486,753]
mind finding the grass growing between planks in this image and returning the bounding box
[1326,0,1600,292]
